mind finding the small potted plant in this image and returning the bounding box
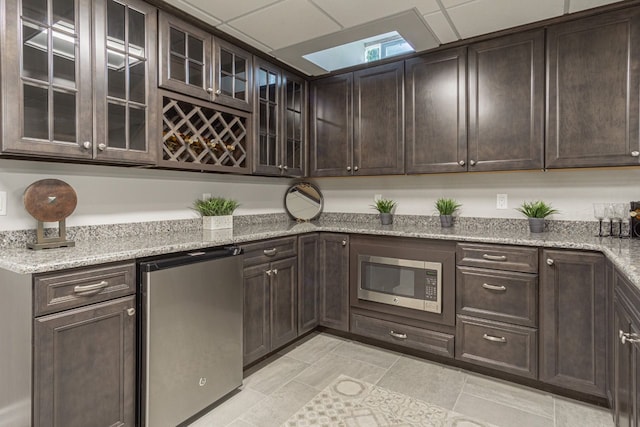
[435,198,461,228]
[193,197,240,230]
[371,199,397,225]
[516,200,558,233]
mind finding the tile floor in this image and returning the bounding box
[189,332,614,427]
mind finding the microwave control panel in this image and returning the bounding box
[425,270,438,301]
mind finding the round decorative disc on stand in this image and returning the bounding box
[23,179,77,250]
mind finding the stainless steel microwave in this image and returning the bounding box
[357,254,442,313]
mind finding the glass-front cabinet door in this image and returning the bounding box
[158,11,212,101]
[254,58,281,175]
[2,0,93,158]
[214,38,253,111]
[282,71,306,176]
[93,0,158,163]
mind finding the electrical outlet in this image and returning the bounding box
[496,194,508,210]
[374,194,382,202]
[0,191,6,216]
[202,193,211,201]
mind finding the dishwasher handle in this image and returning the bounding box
[139,246,242,272]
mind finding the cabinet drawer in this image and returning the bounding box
[457,266,538,327]
[34,262,136,316]
[351,313,454,358]
[456,243,538,273]
[456,315,537,378]
[242,237,297,266]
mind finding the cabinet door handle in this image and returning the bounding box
[483,334,507,343]
[341,240,347,246]
[283,166,288,171]
[82,141,92,149]
[265,269,272,276]
[278,164,283,170]
[347,166,352,171]
[272,268,278,275]
[632,151,640,157]
[546,258,554,266]
[389,330,407,340]
[482,254,507,261]
[263,248,277,256]
[482,283,507,292]
[215,89,222,95]
[73,280,109,295]
[207,87,214,93]
[469,160,477,166]
[620,331,640,344]
[127,308,135,316]
[354,165,359,171]
[97,143,107,151]
[458,160,465,166]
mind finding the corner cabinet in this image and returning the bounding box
[539,250,606,397]
[253,58,306,177]
[547,7,640,168]
[1,0,158,164]
[309,62,404,177]
[467,29,544,172]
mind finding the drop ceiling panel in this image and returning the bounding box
[423,11,459,44]
[441,0,476,7]
[162,0,222,26]
[179,0,281,22]
[217,24,273,52]
[227,0,342,50]
[447,0,565,38]
[311,0,440,27]
[569,0,621,13]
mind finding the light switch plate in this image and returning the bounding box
[0,191,6,215]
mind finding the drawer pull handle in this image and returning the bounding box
[263,248,278,256]
[73,280,109,295]
[483,334,507,343]
[482,254,507,261]
[389,330,407,340]
[482,283,507,292]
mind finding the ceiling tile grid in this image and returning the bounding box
[167,0,624,74]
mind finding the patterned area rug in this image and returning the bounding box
[283,375,496,427]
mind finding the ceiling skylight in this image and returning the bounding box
[302,31,414,72]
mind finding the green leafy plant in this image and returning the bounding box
[515,200,558,218]
[371,198,397,214]
[193,197,240,216]
[435,198,461,216]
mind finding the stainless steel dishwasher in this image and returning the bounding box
[138,246,243,427]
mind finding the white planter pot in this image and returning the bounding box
[203,215,233,230]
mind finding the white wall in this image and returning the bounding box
[2,159,639,231]
[316,168,640,221]
[0,159,291,231]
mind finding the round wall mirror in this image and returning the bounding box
[284,182,323,221]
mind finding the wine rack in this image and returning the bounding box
[159,91,251,173]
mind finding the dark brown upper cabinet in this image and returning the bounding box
[353,61,404,175]
[214,38,253,112]
[310,73,353,177]
[310,62,404,177]
[158,11,213,101]
[405,47,467,174]
[253,58,306,177]
[468,29,544,172]
[1,0,158,164]
[546,7,640,168]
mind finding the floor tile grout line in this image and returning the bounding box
[455,390,555,425]
[461,388,554,420]
[451,373,468,412]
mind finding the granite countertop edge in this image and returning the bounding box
[1,222,638,294]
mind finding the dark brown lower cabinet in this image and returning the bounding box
[319,233,350,331]
[613,270,640,427]
[298,234,320,335]
[539,250,606,397]
[33,296,136,427]
[243,257,297,365]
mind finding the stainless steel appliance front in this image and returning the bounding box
[139,248,243,427]
[358,255,442,313]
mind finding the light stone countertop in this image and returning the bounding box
[1,220,639,293]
